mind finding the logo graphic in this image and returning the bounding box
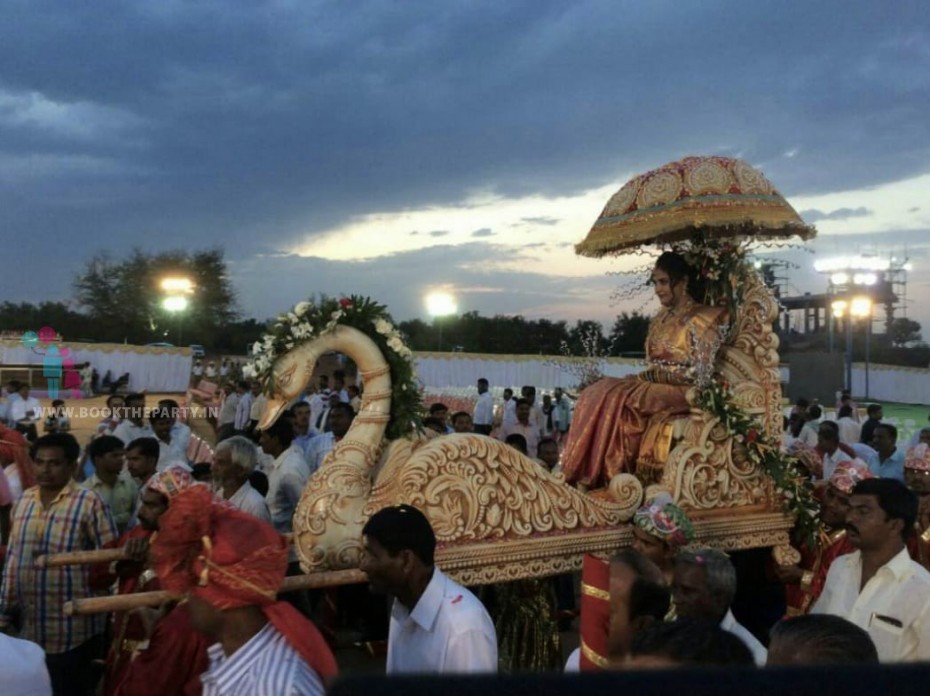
[21,326,83,399]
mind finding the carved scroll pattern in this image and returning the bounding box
[662,415,772,510]
[365,435,642,543]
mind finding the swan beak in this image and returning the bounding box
[258,397,289,431]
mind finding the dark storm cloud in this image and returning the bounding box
[2,1,929,318]
[800,206,873,222]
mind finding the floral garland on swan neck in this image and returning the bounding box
[243,295,422,440]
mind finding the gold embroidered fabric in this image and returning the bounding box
[575,155,815,257]
[561,301,727,489]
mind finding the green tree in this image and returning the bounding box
[0,301,88,339]
[608,311,651,356]
[566,320,610,356]
[72,248,239,347]
[890,317,922,347]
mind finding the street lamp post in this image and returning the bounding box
[850,296,873,400]
[162,296,189,344]
[832,296,872,396]
[425,291,458,352]
[832,300,851,391]
[160,277,194,346]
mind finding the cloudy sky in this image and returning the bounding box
[3,1,929,335]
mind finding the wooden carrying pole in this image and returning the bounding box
[63,568,368,616]
[36,534,295,569]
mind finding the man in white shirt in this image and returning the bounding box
[8,384,41,426]
[836,405,862,445]
[112,393,154,445]
[259,416,312,615]
[499,399,540,458]
[157,399,191,455]
[0,633,52,695]
[305,403,354,476]
[215,384,239,442]
[360,505,497,673]
[332,372,350,403]
[259,417,309,563]
[289,402,316,458]
[783,412,818,451]
[233,381,253,435]
[812,478,930,661]
[306,375,330,426]
[248,382,267,433]
[552,387,572,442]
[472,378,494,435]
[521,385,546,440]
[213,436,271,523]
[500,388,517,430]
[313,391,342,434]
[818,422,852,481]
[150,408,190,472]
[671,548,767,665]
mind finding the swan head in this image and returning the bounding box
[257,340,314,430]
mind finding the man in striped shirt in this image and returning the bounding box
[0,432,118,696]
[151,486,337,695]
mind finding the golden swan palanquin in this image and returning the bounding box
[257,270,793,585]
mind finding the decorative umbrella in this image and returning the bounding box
[575,155,816,257]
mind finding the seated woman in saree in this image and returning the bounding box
[561,251,728,490]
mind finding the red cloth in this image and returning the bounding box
[0,424,35,489]
[0,466,12,507]
[111,605,209,696]
[152,486,337,681]
[97,527,158,696]
[579,554,610,670]
[784,530,854,615]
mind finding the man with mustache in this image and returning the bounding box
[776,460,872,615]
[812,478,930,661]
[0,433,118,694]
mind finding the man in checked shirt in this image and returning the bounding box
[0,432,118,696]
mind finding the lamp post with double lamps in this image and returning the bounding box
[160,277,194,346]
[830,293,873,396]
[815,257,884,396]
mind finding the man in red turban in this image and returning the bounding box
[93,465,206,695]
[152,486,337,694]
[776,459,872,615]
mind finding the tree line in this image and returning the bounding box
[1,249,926,366]
[0,248,651,357]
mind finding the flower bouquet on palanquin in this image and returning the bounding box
[243,295,423,440]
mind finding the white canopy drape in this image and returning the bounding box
[0,341,193,393]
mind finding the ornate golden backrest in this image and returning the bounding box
[715,269,783,441]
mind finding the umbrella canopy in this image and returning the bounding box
[575,156,815,257]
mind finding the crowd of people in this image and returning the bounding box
[1,368,930,694]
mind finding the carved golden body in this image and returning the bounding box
[258,270,792,584]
